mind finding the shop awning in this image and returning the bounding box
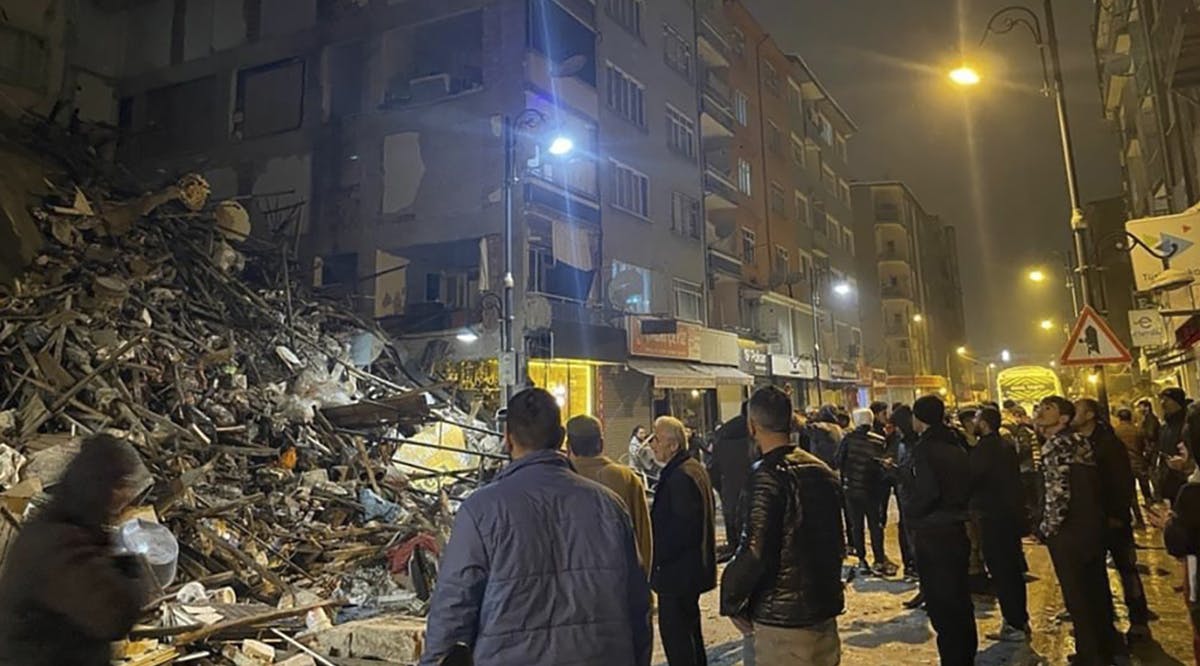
[697,364,753,386]
[628,359,716,389]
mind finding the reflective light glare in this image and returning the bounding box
[949,66,981,86]
[1028,269,1046,283]
[1087,373,1099,385]
[956,346,968,356]
[1040,319,1054,330]
[547,136,574,156]
[1000,349,1012,363]
[912,314,923,323]
[1049,360,1057,367]
[833,282,852,296]
[690,389,701,398]
[988,363,997,369]
[456,330,479,343]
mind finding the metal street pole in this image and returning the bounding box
[1043,0,1109,415]
[501,115,516,405]
[810,280,823,405]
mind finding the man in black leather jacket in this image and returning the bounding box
[908,395,977,666]
[721,386,845,665]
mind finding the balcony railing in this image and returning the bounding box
[705,166,739,206]
[701,90,735,133]
[698,17,730,61]
[880,285,913,300]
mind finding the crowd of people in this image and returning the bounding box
[418,383,1200,666]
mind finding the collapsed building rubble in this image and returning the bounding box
[0,131,503,663]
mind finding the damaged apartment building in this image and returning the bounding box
[13,0,764,453]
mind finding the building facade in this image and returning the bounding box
[852,181,966,402]
[701,1,864,408]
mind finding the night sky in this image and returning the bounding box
[746,0,1124,363]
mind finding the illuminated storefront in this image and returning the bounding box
[527,359,596,423]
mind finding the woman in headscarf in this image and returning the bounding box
[0,435,153,665]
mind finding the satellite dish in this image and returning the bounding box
[609,268,646,310]
[552,54,588,78]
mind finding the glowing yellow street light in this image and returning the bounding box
[1028,269,1047,283]
[949,65,982,86]
[912,314,924,323]
[1087,373,1099,385]
[956,346,968,356]
[1040,319,1054,331]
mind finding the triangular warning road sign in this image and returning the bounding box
[1059,306,1133,366]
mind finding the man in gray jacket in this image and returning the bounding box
[421,388,651,666]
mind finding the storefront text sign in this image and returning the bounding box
[770,354,816,379]
[739,345,769,376]
[627,316,701,360]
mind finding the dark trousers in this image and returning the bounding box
[659,593,706,666]
[914,523,977,666]
[847,493,887,563]
[898,502,917,574]
[1107,524,1150,625]
[879,482,894,528]
[1047,531,1118,666]
[980,518,1029,629]
[720,494,740,547]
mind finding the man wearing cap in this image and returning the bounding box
[567,415,653,579]
[1159,388,1193,505]
[908,395,976,665]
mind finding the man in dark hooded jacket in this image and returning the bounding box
[709,402,754,557]
[0,435,153,666]
[1159,388,1191,505]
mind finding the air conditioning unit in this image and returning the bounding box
[408,73,452,103]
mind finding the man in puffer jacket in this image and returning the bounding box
[804,405,845,469]
[421,388,651,666]
[837,408,897,576]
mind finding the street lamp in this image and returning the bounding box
[833,281,853,297]
[948,66,981,86]
[912,313,923,323]
[957,346,968,356]
[1040,319,1054,331]
[955,1,1108,410]
[501,109,574,402]
[1001,349,1012,363]
[1027,269,1046,283]
[809,275,855,406]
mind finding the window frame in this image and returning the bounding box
[674,280,704,323]
[741,227,757,264]
[605,61,647,128]
[737,158,753,195]
[666,103,696,160]
[609,159,651,218]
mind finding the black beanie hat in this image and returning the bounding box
[913,395,945,427]
[1162,388,1191,409]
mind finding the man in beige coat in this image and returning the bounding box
[567,415,653,578]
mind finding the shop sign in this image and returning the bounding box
[770,354,816,379]
[830,360,858,381]
[870,368,888,389]
[1176,314,1200,350]
[886,375,946,389]
[627,316,701,360]
[739,345,770,376]
[698,328,740,366]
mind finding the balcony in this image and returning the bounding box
[697,17,730,67]
[877,247,911,263]
[705,165,738,210]
[881,284,914,300]
[701,85,735,138]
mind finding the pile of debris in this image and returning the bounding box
[0,154,501,663]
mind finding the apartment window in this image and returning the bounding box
[787,79,801,112]
[235,58,305,138]
[671,191,701,239]
[737,158,752,195]
[730,28,745,56]
[794,191,809,226]
[675,281,704,323]
[839,179,851,205]
[844,229,855,256]
[666,105,696,159]
[663,24,692,78]
[774,245,789,275]
[798,251,812,281]
[822,164,837,191]
[734,90,749,126]
[611,261,652,313]
[606,63,646,127]
[828,218,841,245]
[742,228,756,263]
[767,120,783,154]
[769,182,786,215]
[0,25,47,90]
[791,133,806,167]
[607,0,642,36]
[610,161,650,217]
[763,60,780,95]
